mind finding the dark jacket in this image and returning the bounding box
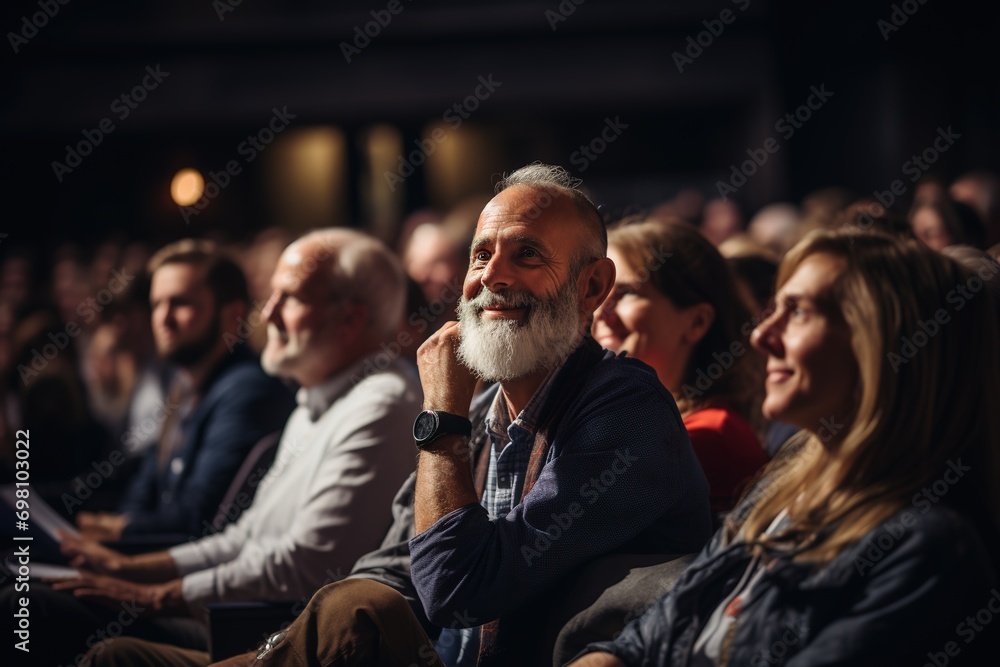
[585,502,997,666]
[410,340,713,665]
[118,347,294,535]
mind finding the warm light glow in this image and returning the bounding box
[363,124,405,239]
[171,168,205,206]
[423,122,497,209]
[263,127,346,231]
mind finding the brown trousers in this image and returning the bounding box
[88,637,210,666]
[88,579,446,667]
[214,579,446,667]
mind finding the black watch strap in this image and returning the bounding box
[413,410,472,449]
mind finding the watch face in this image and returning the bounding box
[413,410,439,441]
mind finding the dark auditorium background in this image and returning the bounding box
[1,0,997,250]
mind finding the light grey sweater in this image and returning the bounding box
[169,355,422,610]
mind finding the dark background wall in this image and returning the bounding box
[2,0,997,256]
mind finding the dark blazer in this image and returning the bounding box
[118,347,294,536]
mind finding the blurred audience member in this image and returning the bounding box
[912,173,949,207]
[942,245,1000,320]
[909,197,986,251]
[653,188,706,225]
[700,198,743,247]
[716,235,779,318]
[0,249,35,378]
[398,276,433,362]
[400,219,468,342]
[90,240,124,296]
[243,228,292,305]
[747,202,801,258]
[122,242,153,284]
[0,249,34,316]
[103,275,172,462]
[799,186,854,231]
[727,255,778,320]
[989,242,1000,263]
[2,305,106,491]
[51,245,91,335]
[75,239,294,541]
[951,171,1000,246]
[402,222,467,307]
[83,322,135,441]
[395,209,444,256]
[594,218,767,515]
[836,199,913,240]
[73,275,174,510]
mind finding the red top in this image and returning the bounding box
[683,406,769,514]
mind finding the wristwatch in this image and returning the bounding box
[413,410,472,449]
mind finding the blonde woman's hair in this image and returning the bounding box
[737,228,1000,563]
[608,217,764,428]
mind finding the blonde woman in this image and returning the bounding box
[573,229,1000,666]
[593,219,768,515]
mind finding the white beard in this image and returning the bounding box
[457,280,583,382]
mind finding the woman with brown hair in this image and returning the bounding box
[593,218,768,515]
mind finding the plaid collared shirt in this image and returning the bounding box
[480,364,561,519]
[438,364,561,666]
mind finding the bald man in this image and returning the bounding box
[40,230,422,665]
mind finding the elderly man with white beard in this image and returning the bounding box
[181,164,711,667]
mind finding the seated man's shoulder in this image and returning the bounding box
[561,352,687,449]
[216,355,284,392]
[343,358,422,408]
[587,352,670,398]
[198,359,293,418]
[569,352,679,422]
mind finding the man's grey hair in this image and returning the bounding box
[293,228,406,342]
[495,163,607,265]
[496,163,583,194]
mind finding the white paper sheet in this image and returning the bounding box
[1,484,81,542]
[8,559,80,579]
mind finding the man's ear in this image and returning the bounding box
[682,302,715,346]
[340,302,370,344]
[578,257,616,315]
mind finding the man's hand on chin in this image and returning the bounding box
[413,321,480,533]
[416,321,478,416]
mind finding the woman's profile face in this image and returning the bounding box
[592,245,695,391]
[751,252,858,436]
[911,206,953,251]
